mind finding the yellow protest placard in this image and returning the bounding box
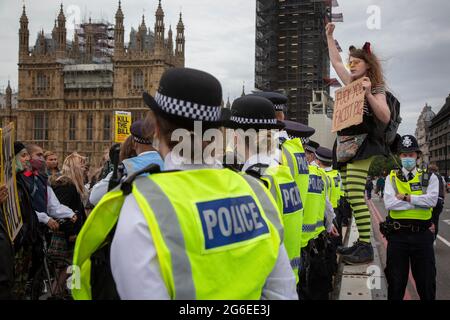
[114,111,131,143]
[1,122,23,242]
[332,78,366,133]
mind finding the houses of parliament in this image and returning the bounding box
[1,0,185,166]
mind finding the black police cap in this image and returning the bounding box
[315,146,333,163]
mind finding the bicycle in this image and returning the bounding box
[30,219,75,300]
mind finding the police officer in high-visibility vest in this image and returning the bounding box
[224,95,304,284]
[72,68,297,300]
[383,135,439,300]
[299,141,339,300]
[315,147,341,279]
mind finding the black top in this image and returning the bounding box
[334,85,389,167]
[51,177,86,233]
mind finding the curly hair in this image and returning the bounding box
[349,45,385,87]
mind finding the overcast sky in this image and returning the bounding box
[1,0,449,135]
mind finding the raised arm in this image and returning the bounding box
[326,23,352,86]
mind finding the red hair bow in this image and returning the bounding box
[363,42,372,55]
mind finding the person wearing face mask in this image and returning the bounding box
[383,135,439,300]
[11,142,39,298]
[20,144,76,295]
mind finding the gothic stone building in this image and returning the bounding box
[12,1,185,166]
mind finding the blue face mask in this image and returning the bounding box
[401,157,416,171]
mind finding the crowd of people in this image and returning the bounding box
[0,22,445,300]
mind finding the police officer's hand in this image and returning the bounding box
[329,225,340,238]
[429,223,436,234]
[47,218,59,231]
[71,214,78,224]
[396,193,410,202]
[0,184,7,204]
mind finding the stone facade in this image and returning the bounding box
[415,104,435,165]
[429,94,450,178]
[6,1,185,166]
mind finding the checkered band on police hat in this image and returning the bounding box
[155,92,222,122]
[230,116,277,125]
[274,104,286,111]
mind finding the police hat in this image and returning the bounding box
[143,68,223,130]
[315,146,333,163]
[282,120,315,138]
[225,96,285,130]
[397,135,421,154]
[304,140,320,153]
[248,91,288,112]
[130,120,152,145]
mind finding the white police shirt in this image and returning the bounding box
[311,163,336,233]
[111,151,298,300]
[35,186,75,224]
[384,168,439,212]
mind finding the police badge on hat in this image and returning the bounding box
[402,136,413,148]
[397,135,421,154]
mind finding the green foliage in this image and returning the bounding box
[368,155,401,177]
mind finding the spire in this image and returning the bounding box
[241,83,245,97]
[5,80,12,113]
[177,12,184,29]
[154,0,165,50]
[114,0,125,56]
[19,4,30,60]
[175,12,185,60]
[140,14,146,31]
[58,3,65,24]
[55,3,67,55]
[167,25,173,54]
[226,96,231,109]
[156,0,164,17]
[20,4,28,24]
[115,0,124,19]
[6,80,12,95]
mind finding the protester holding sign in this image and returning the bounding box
[326,23,391,264]
[0,183,15,300]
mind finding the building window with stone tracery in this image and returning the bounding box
[87,114,94,141]
[36,72,49,93]
[34,112,48,141]
[133,70,144,91]
[103,114,111,141]
[69,114,76,140]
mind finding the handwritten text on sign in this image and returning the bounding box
[332,78,365,132]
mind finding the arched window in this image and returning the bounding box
[69,114,76,140]
[133,70,144,91]
[36,72,49,92]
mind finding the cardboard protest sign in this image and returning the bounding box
[1,123,23,242]
[332,78,365,132]
[114,111,131,143]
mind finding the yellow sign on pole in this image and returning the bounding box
[1,122,23,242]
[114,111,132,143]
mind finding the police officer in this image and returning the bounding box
[225,95,304,284]
[72,68,297,300]
[383,135,439,300]
[315,147,341,280]
[89,120,164,206]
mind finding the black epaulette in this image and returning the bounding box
[245,164,270,189]
[120,164,162,196]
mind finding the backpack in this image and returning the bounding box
[384,91,402,146]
